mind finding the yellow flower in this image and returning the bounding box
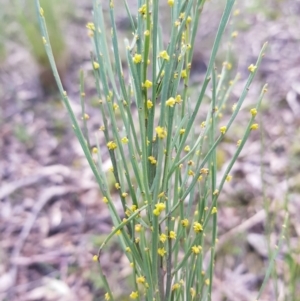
[200,121,206,128]
[181,219,189,227]
[121,137,129,144]
[157,191,165,198]
[93,61,100,69]
[155,126,167,139]
[107,141,117,150]
[92,147,98,154]
[39,7,44,16]
[175,95,182,104]
[169,231,177,239]
[220,126,227,134]
[144,30,150,36]
[226,62,232,70]
[86,22,95,31]
[250,108,257,116]
[237,139,242,146]
[200,168,209,174]
[213,189,219,195]
[184,145,190,152]
[181,69,187,78]
[226,174,232,182]
[188,170,194,177]
[133,53,142,64]
[42,37,47,44]
[166,97,176,107]
[138,4,147,15]
[172,283,180,291]
[122,192,128,198]
[179,128,185,135]
[104,292,110,300]
[153,208,161,216]
[158,247,167,257]
[136,276,146,284]
[130,291,139,299]
[205,279,210,286]
[156,203,166,211]
[112,226,121,235]
[147,100,153,109]
[143,80,153,89]
[159,50,170,61]
[113,103,119,111]
[159,233,167,243]
[168,0,174,6]
[131,205,137,212]
[233,9,240,16]
[153,202,166,216]
[250,123,259,130]
[231,31,238,38]
[82,113,89,120]
[175,20,180,27]
[148,156,157,165]
[186,16,192,24]
[135,224,142,232]
[193,222,203,233]
[115,183,121,190]
[103,197,108,204]
[92,255,98,261]
[190,287,196,298]
[211,207,218,214]
[248,64,257,73]
[191,245,202,254]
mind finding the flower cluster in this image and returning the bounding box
[159,50,170,61]
[158,247,167,257]
[193,222,203,233]
[107,141,117,150]
[155,126,167,139]
[153,202,166,216]
[220,126,227,134]
[191,245,202,254]
[148,156,157,165]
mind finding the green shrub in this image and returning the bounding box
[35,0,270,300]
